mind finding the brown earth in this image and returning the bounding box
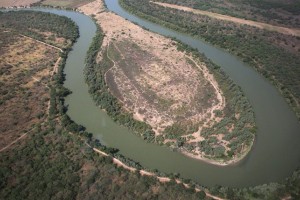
[79,0,225,133]
[78,0,242,164]
[41,0,93,8]
[0,29,60,149]
[0,0,39,7]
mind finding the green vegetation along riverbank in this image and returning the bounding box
[83,11,256,163]
[83,13,300,199]
[152,0,300,28]
[1,7,299,200]
[120,0,300,121]
[0,10,210,200]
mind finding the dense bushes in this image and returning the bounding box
[0,11,78,42]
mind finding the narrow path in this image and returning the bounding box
[91,145,225,200]
[104,43,117,84]
[104,42,141,109]
[151,1,300,37]
[0,35,62,153]
[19,34,63,52]
[51,57,62,76]
[187,56,225,125]
[0,127,35,153]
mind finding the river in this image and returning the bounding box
[33,1,300,187]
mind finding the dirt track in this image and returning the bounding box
[151,1,300,37]
[78,0,256,165]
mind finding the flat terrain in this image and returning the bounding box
[153,0,300,28]
[0,10,76,150]
[122,0,300,122]
[152,1,300,37]
[106,38,223,135]
[0,9,220,200]
[80,0,256,163]
[0,29,59,149]
[0,0,39,7]
[41,0,93,8]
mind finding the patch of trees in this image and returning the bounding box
[83,28,156,143]
[154,0,300,27]
[84,20,254,160]
[120,0,300,121]
[0,11,78,43]
[0,9,208,200]
[1,10,299,200]
[158,40,256,159]
[0,27,207,197]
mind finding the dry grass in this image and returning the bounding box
[41,0,93,8]
[106,39,219,134]
[79,0,237,163]
[0,29,59,149]
[0,0,39,7]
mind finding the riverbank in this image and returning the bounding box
[2,6,300,198]
[79,0,256,165]
[90,145,225,200]
[150,1,300,37]
[120,0,300,121]
[26,0,299,190]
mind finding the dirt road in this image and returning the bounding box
[151,1,300,37]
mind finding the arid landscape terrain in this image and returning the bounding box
[40,0,93,8]
[151,1,300,37]
[80,0,255,163]
[106,34,223,135]
[0,0,299,199]
[0,0,39,7]
[0,29,59,150]
[0,11,77,151]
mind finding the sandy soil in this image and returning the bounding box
[79,0,224,130]
[79,0,252,165]
[0,0,39,7]
[151,1,300,37]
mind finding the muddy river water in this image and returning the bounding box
[33,1,300,187]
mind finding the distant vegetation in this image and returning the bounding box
[33,0,93,8]
[120,0,300,120]
[154,0,300,28]
[0,11,78,48]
